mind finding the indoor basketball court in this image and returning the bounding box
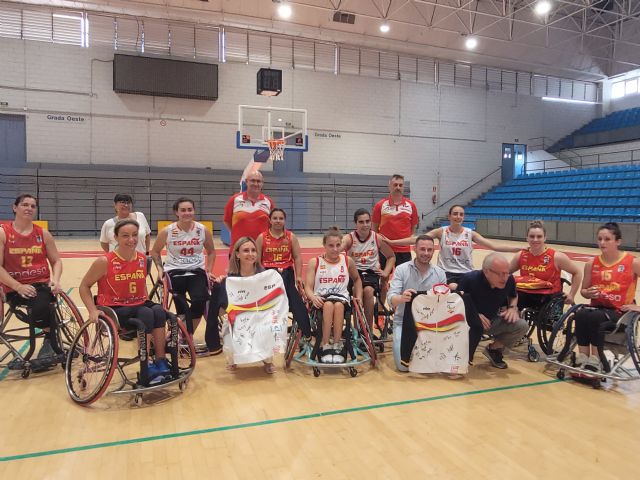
[1,0,640,478]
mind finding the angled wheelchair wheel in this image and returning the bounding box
[54,292,84,352]
[547,306,579,362]
[175,319,197,371]
[627,314,640,374]
[536,295,566,355]
[285,321,301,369]
[161,275,172,311]
[353,298,376,367]
[65,316,119,405]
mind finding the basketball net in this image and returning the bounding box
[267,139,286,162]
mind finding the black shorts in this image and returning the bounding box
[358,270,380,292]
[380,251,412,271]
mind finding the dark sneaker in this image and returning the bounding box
[37,338,55,359]
[483,347,508,369]
[7,357,24,370]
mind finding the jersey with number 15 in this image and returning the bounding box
[97,251,148,307]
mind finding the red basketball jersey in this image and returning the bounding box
[96,251,148,307]
[1,223,50,292]
[590,253,637,310]
[261,230,294,269]
[516,248,562,295]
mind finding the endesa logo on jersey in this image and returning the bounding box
[10,266,48,279]
[319,275,347,284]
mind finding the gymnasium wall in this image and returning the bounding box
[0,36,598,223]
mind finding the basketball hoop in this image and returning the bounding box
[266,139,286,162]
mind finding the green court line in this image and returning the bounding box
[0,341,31,382]
[0,378,559,463]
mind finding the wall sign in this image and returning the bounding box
[46,114,86,122]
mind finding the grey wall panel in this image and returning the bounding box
[0,165,401,235]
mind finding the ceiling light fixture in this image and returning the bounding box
[534,1,552,16]
[464,37,478,50]
[379,23,390,33]
[542,97,598,105]
[277,3,292,19]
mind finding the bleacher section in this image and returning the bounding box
[465,164,640,224]
[550,107,640,152]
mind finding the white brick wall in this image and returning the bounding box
[0,38,599,222]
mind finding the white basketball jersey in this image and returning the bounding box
[409,287,469,374]
[313,254,350,302]
[437,227,474,274]
[347,231,380,272]
[163,221,207,272]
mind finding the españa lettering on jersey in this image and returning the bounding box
[1,223,50,292]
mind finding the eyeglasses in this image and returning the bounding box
[488,269,510,278]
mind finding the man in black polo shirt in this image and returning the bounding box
[456,253,528,369]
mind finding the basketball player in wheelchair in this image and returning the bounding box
[0,194,82,377]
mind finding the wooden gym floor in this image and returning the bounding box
[0,237,638,479]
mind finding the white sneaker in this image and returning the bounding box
[584,355,601,373]
[574,352,588,368]
[321,344,334,363]
[332,342,344,363]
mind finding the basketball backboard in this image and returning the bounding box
[236,105,308,153]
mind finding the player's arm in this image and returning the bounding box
[223,196,234,232]
[471,231,521,253]
[150,227,168,275]
[0,228,29,294]
[255,234,264,265]
[43,230,63,294]
[340,234,352,253]
[79,256,108,323]
[99,220,111,252]
[290,233,304,289]
[304,257,323,309]
[204,228,216,279]
[579,260,597,300]
[347,257,363,302]
[554,251,583,304]
[377,235,396,278]
[621,258,640,312]
[508,251,521,274]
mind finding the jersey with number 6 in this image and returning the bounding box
[1,223,50,292]
[163,221,207,272]
[97,251,147,307]
[437,227,473,274]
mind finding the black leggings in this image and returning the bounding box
[111,302,167,334]
[574,307,621,347]
[270,266,311,336]
[7,283,55,329]
[167,269,209,318]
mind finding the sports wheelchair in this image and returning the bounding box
[64,305,196,405]
[545,305,640,389]
[517,279,572,362]
[372,292,393,353]
[284,296,377,377]
[0,287,83,379]
[160,271,215,355]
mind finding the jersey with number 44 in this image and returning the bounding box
[163,221,207,272]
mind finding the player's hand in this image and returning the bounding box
[213,274,227,284]
[584,286,600,299]
[311,295,325,309]
[88,309,101,323]
[16,283,36,298]
[479,313,492,330]
[48,280,63,295]
[564,294,575,305]
[296,278,305,292]
[399,289,416,303]
[621,304,640,312]
[501,307,520,324]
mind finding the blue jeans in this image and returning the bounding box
[392,322,409,372]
